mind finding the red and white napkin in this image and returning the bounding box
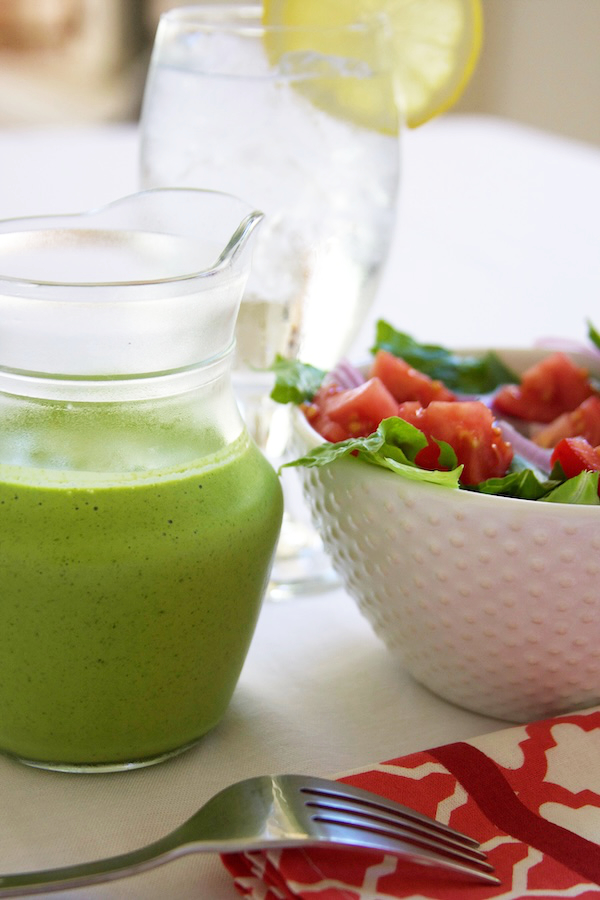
[222,705,600,898]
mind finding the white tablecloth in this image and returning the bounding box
[0,116,598,899]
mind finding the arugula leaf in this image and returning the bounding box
[282,416,463,489]
[269,356,326,405]
[467,468,562,500]
[461,456,600,503]
[371,320,518,394]
[543,470,600,504]
[588,320,600,352]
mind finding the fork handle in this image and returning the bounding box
[0,836,189,896]
[0,834,308,896]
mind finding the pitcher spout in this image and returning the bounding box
[91,186,264,281]
[216,209,264,269]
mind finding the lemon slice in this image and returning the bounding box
[261,12,400,134]
[262,0,483,128]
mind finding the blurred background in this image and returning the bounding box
[0,0,598,147]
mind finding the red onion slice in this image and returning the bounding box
[497,418,553,473]
[325,359,366,389]
[534,338,600,368]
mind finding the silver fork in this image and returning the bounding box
[0,774,499,895]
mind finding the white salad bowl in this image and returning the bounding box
[291,347,600,723]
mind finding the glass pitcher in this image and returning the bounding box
[0,188,283,772]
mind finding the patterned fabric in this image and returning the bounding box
[222,706,600,898]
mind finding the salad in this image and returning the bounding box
[271,321,600,505]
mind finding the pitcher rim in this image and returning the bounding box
[0,187,264,289]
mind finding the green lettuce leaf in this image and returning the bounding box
[282,416,463,489]
[371,320,518,394]
[269,356,326,405]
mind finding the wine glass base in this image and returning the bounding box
[232,378,340,600]
[267,516,340,601]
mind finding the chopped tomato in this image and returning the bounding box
[411,401,514,485]
[533,395,600,448]
[370,349,455,405]
[307,381,345,415]
[396,400,423,426]
[306,384,512,483]
[493,352,594,423]
[302,345,600,488]
[302,382,346,442]
[318,377,398,438]
[551,437,600,488]
[303,409,347,443]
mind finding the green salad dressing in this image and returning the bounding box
[0,432,282,767]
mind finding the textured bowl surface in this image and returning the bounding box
[293,347,600,722]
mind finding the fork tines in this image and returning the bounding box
[300,783,499,885]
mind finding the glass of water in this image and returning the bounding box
[140,4,400,597]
